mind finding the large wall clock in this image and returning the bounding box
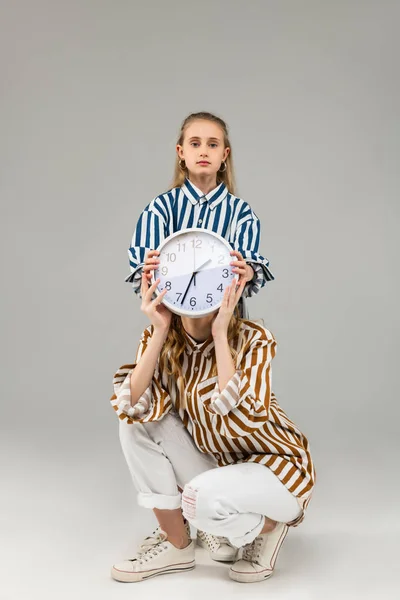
[151,228,236,317]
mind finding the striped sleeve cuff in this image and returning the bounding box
[110,364,172,423]
[110,367,153,420]
[203,371,244,416]
[124,265,144,295]
[243,261,272,298]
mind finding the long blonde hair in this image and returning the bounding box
[171,112,237,195]
[159,307,243,410]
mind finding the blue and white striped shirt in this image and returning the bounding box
[125,178,274,299]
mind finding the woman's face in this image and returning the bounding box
[176,120,230,179]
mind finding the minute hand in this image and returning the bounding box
[180,272,196,305]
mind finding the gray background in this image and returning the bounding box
[1,1,399,598]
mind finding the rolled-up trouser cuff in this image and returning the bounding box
[228,515,266,548]
[137,491,182,510]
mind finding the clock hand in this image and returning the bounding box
[180,260,212,306]
[194,258,212,272]
[180,272,195,305]
[193,244,196,287]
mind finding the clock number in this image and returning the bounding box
[165,281,172,290]
[177,242,186,252]
[191,239,202,249]
[218,254,224,264]
[161,266,168,276]
[217,284,223,292]
[222,269,229,278]
[166,253,176,262]
[176,292,182,301]
[206,293,213,303]
[190,297,196,307]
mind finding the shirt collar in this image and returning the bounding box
[182,327,215,357]
[181,177,229,210]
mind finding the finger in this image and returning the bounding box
[140,275,150,303]
[230,279,240,303]
[222,283,231,306]
[145,278,160,297]
[143,271,155,284]
[141,273,149,290]
[224,280,234,307]
[230,250,243,261]
[229,277,238,292]
[144,260,160,269]
[151,288,167,306]
[235,278,246,299]
[230,261,246,272]
[145,250,160,260]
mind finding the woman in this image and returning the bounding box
[110,276,316,584]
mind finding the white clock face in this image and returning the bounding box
[152,228,236,317]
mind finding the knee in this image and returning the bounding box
[181,481,229,525]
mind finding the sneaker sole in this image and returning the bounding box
[229,568,273,583]
[111,560,195,583]
[196,537,238,562]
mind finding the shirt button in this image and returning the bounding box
[194,367,199,372]
[198,219,203,224]
[187,392,191,398]
[193,419,198,425]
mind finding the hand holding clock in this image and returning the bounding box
[142,250,160,282]
[211,277,246,338]
[140,275,172,333]
[230,250,254,283]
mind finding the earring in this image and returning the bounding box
[179,159,186,171]
[218,161,227,173]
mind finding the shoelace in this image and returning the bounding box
[218,536,230,545]
[135,532,168,563]
[242,536,264,563]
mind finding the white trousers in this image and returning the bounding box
[119,410,302,547]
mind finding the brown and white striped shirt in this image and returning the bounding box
[110,320,316,527]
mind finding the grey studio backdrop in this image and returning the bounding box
[1,1,399,599]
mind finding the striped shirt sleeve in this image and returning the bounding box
[199,331,277,438]
[233,207,275,298]
[110,328,172,423]
[125,199,168,296]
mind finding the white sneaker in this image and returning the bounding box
[196,530,238,562]
[111,526,195,583]
[229,522,289,583]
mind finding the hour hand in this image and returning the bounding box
[194,259,212,273]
